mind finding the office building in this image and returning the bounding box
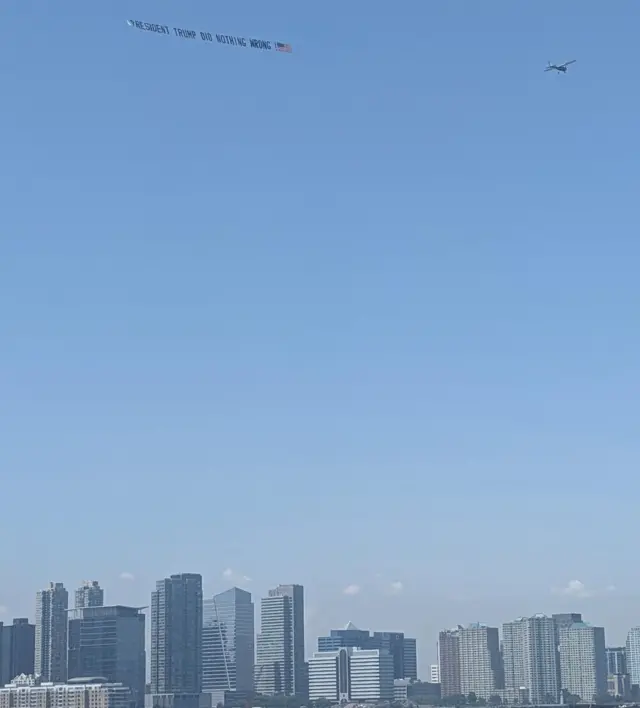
[202,587,254,694]
[438,628,461,697]
[349,648,394,702]
[308,648,352,702]
[150,573,203,708]
[0,675,131,708]
[458,624,502,699]
[403,638,417,681]
[0,619,35,686]
[34,582,68,682]
[558,621,607,701]
[317,623,370,652]
[317,625,417,680]
[75,581,104,609]
[607,647,627,676]
[255,584,305,697]
[430,664,440,684]
[627,629,640,688]
[68,605,146,708]
[502,614,559,704]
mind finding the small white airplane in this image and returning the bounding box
[545,60,576,73]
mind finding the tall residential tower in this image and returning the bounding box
[74,581,104,609]
[34,582,68,682]
[502,614,559,704]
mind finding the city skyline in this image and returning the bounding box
[3,575,640,678]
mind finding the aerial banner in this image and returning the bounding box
[127,20,292,53]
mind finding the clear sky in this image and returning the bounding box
[2,0,640,673]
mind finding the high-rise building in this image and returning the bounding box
[558,622,607,701]
[34,582,68,682]
[255,584,305,697]
[202,587,254,695]
[317,623,370,652]
[438,628,461,697]
[349,649,394,702]
[317,626,416,681]
[0,674,131,708]
[502,614,559,704]
[458,624,502,700]
[607,647,627,676]
[150,573,203,706]
[552,614,582,691]
[626,629,640,688]
[430,664,440,684]
[68,605,146,708]
[75,581,104,609]
[0,619,35,686]
[403,638,417,681]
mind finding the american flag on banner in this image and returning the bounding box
[275,41,292,53]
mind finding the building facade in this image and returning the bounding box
[430,664,440,684]
[255,584,305,697]
[150,573,203,707]
[202,587,254,694]
[317,625,416,681]
[34,582,68,682]
[0,619,35,686]
[349,649,394,702]
[0,675,131,708]
[458,624,502,700]
[403,638,417,681]
[308,648,351,702]
[558,622,607,701]
[626,629,640,688]
[438,628,462,697]
[606,647,627,676]
[75,581,104,610]
[502,614,559,704]
[68,605,146,708]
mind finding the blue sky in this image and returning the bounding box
[2,0,640,671]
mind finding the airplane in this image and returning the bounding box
[545,60,576,73]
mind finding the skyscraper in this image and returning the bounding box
[35,582,68,682]
[458,624,502,699]
[150,573,203,705]
[626,629,640,689]
[438,628,461,697]
[75,581,104,609]
[68,605,146,708]
[0,619,35,686]
[202,587,255,694]
[255,584,305,697]
[558,622,607,701]
[502,615,559,704]
[403,638,417,681]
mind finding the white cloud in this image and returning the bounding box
[390,581,404,594]
[0,605,7,614]
[119,572,135,581]
[559,580,592,598]
[343,584,361,596]
[222,568,252,584]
